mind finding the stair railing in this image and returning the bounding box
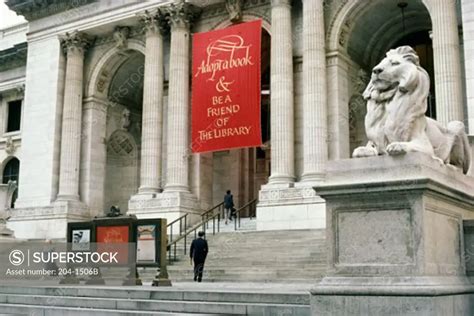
[234,199,257,231]
[201,202,224,228]
[167,202,223,262]
[167,213,188,244]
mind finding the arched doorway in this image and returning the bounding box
[83,39,146,216]
[394,31,435,118]
[211,27,271,210]
[103,51,144,212]
[3,157,19,208]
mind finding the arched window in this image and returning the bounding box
[3,157,19,208]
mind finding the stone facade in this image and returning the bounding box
[0,0,472,239]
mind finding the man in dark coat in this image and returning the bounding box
[223,190,234,225]
[190,231,208,282]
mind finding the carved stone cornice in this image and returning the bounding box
[165,1,201,31]
[5,0,95,21]
[0,43,27,72]
[199,0,270,22]
[60,31,94,55]
[93,26,143,48]
[138,9,168,36]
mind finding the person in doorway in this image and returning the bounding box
[223,190,234,225]
[190,231,208,282]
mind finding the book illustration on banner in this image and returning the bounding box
[71,229,91,251]
[136,225,156,263]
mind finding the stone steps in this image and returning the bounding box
[169,274,325,283]
[168,258,326,270]
[0,228,323,313]
[168,266,327,272]
[167,253,326,262]
[0,285,311,315]
[203,218,258,233]
[0,304,183,316]
[168,228,327,283]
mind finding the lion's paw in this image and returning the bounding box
[446,163,462,173]
[431,156,444,165]
[386,142,408,155]
[352,146,378,158]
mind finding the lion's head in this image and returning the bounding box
[363,46,429,103]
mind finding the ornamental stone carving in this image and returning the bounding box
[4,137,16,155]
[107,129,136,159]
[164,1,201,30]
[352,46,472,174]
[226,0,243,22]
[60,31,94,54]
[120,108,131,131]
[15,84,25,96]
[113,26,130,50]
[139,9,167,35]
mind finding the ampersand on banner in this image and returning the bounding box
[216,76,234,92]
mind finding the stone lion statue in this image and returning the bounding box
[353,46,471,174]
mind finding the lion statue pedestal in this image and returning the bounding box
[310,153,474,315]
[310,47,474,315]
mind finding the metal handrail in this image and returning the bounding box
[166,200,258,261]
[201,202,224,222]
[167,212,221,262]
[234,199,257,231]
[168,214,186,227]
[167,213,188,244]
[166,203,223,262]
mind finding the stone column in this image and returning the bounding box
[428,0,464,124]
[138,11,166,194]
[80,98,107,217]
[326,52,351,160]
[190,152,213,210]
[164,2,198,192]
[301,0,327,182]
[461,0,474,134]
[57,32,92,201]
[269,0,295,185]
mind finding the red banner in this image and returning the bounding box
[96,226,129,264]
[191,20,262,153]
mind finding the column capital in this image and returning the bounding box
[139,9,168,36]
[164,1,201,31]
[60,31,94,55]
[271,0,292,8]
